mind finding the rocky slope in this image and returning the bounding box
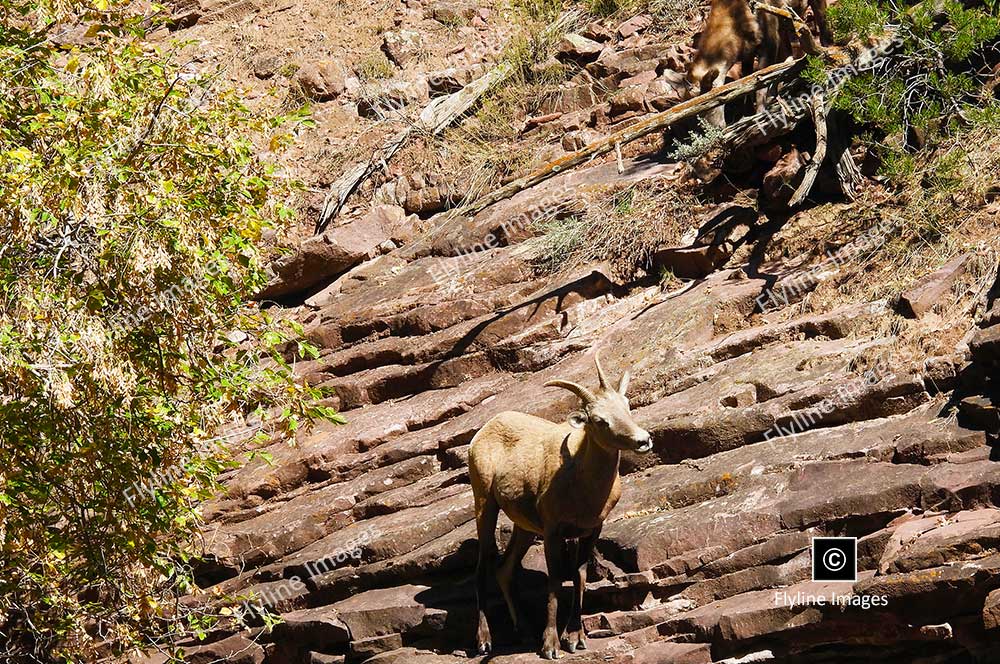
[151,0,1000,662]
[171,159,1000,662]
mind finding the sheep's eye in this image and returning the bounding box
[591,415,606,426]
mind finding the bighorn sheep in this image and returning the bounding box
[687,0,832,126]
[468,355,652,659]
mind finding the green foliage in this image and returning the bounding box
[0,0,340,660]
[514,0,565,21]
[828,0,889,41]
[668,117,725,161]
[830,0,1000,180]
[801,54,829,87]
[911,0,1000,61]
[585,0,622,16]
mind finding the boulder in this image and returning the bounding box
[984,588,1000,630]
[177,634,264,664]
[557,33,604,63]
[256,209,395,300]
[295,60,348,101]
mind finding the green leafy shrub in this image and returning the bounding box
[828,0,1000,178]
[0,0,341,660]
[828,0,890,41]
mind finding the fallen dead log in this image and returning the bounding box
[714,31,902,203]
[457,57,807,217]
[315,11,579,234]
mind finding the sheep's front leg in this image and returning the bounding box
[540,533,564,659]
[563,528,599,653]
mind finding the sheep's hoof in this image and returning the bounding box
[476,641,491,656]
[540,631,562,660]
[563,631,587,653]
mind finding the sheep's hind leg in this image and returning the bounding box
[563,528,599,653]
[474,493,500,656]
[540,532,565,660]
[497,525,533,642]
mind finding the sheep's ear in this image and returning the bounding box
[568,411,589,429]
[618,370,631,397]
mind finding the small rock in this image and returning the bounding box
[762,148,808,205]
[251,54,282,79]
[382,30,423,67]
[646,78,684,111]
[295,60,347,101]
[425,0,476,24]
[617,13,652,39]
[557,33,603,63]
[426,66,478,95]
[609,84,648,118]
[561,128,602,151]
[896,253,971,318]
[620,69,657,88]
[560,111,588,132]
[379,172,460,215]
[581,21,615,42]
[756,143,785,162]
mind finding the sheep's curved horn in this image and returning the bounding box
[544,380,597,404]
[594,352,610,390]
[618,370,631,396]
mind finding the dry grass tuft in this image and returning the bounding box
[530,180,699,278]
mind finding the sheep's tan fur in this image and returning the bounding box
[468,355,651,659]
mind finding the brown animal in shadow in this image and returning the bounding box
[686,0,833,127]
